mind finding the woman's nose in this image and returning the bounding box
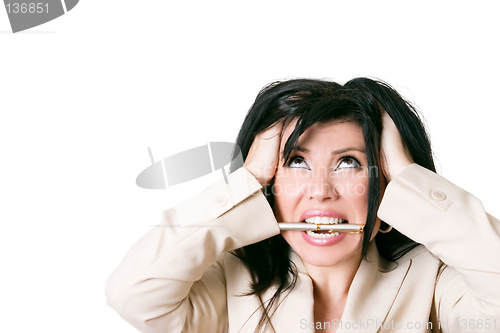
[305,170,339,201]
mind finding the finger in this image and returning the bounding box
[258,121,284,140]
[379,108,414,182]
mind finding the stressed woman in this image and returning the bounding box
[105,78,500,333]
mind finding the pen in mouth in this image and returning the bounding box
[278,222,364,234]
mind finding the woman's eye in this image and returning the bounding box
[335,156,361,170]
[287,156,309,169]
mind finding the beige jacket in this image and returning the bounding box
[105,164,500,332]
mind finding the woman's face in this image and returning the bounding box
[274,121,378,268]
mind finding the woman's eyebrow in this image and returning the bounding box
[332,147,365,155]
[294,146,310,154]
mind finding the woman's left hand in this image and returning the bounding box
[380,109,414,182]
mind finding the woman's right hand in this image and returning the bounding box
[243,122,283,187]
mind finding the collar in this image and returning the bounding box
[265,241,417,332]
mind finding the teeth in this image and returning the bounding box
[306,231,340,238]
[304,217,345,224]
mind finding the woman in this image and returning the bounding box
[105,78,500,332]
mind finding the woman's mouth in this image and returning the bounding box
[303,217,348,239]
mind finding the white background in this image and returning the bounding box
[1,1,499,332]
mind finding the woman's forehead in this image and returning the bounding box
[281,119,364,150]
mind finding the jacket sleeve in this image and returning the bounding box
[105,168,280,333]
[378,164,500,331]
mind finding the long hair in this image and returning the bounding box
[230,78,435,332]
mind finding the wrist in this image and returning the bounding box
[243,164,276,187]
[387,160,414,182]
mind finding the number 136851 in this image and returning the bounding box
[6,3,49,14]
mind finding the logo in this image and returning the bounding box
[136,142,243,189]
[3,0,79,33]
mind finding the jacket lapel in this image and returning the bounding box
[338,242,412,333]
[235,241,414,333]
[266,251,315,332]
[225,252,315,332]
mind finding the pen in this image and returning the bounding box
[278,223,365,234]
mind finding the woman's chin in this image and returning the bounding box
[298,249,362,268]
[283,231,363,268]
